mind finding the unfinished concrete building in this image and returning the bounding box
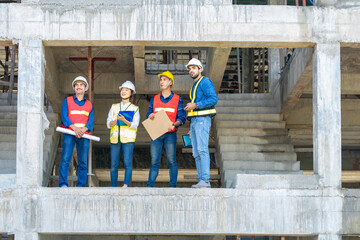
[0,0,360,239]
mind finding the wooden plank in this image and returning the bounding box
[94,168,219,183]
[0,41,12,46]
[303,170,360,183]
[182,148,216,154]
[0,80,17,87]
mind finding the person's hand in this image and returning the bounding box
[184,103,197,111]
[168,124,175,132]
[148,113,155,120]
[187,131,191,138]
[70,125,86,138]
[117,114,126,121]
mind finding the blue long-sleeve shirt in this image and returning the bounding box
[190,76,218,109]
[61,95,94,132]
[146,91,186,127]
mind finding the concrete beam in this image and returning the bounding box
[280,48,313,119]
[313,43,341,188]
[16,40,45,187]
[133,46,146,94]
[44,47,63,113]
[206,47,232,93]
[2,4,360,44]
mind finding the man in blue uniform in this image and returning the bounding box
[184,58,218,188]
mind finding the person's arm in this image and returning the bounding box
[129,107,140,129]
[84,106,94,132]
[61,98,74,127]
[175,97,186,127]
[107,105,117,129]
[196,78,218,109]
[146,97,155,119]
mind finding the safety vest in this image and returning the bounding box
[110,103,139,144]
[153,93,180,133]
[62,96,92,134]
[187,76,216,119]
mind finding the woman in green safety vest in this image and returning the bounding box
[106,81,140,188]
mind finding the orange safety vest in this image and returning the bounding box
[62,96,92,134]
[153,93,180,133]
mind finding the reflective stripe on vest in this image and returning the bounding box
[63,96,92,134]
[153,93,179,133]
[110,103,139,144]
[187,76,216,118]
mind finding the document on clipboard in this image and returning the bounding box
[117,111,135,126]
[142,109,173,140]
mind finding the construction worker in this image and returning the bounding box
[184,58,218,188]
[106,81,140,188]
[146,71,186,188]
[59,76,94,187]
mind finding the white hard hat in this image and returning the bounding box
[185,58,203,70]
[119,80,136,94]
[72,76,88,88]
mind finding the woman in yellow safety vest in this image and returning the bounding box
[106,81,140,188]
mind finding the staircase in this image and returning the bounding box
[215,93,301,188]
[0,93,60,187]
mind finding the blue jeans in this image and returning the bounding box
[110,142,135,187]
[59,133,90,187]
[190,116,211,183]
[147,131,178,187]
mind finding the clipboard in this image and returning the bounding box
[182,135,192,147]
[142,109,173,140]
[117,111,135,126]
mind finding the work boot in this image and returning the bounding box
[191,180,211,188]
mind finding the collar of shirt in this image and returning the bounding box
[120,102,131,110]
[161,91,174,101]
[73,94,86,104]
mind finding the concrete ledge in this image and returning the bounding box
[231,174,320,189]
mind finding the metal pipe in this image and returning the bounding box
[87,46,93,187]
[236,48,242,93]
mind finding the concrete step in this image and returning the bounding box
[0,126,55,135]
[215,114,282,122]
[218,135,291,144]
[216,121,285,129]
[0,159,16,170]
[218,93,273,101]
[0,93,17,99]
[221,152,297,162]
[0,105,17,112]
[216,128,288,137]
[0,119,57,127]
[216,99,276,107]
[0,141,52,151]
[0,151,16,160]
[221,160,300,172]
[0,98,17,106]
[231,174,319,189]
[0,134,16,142]
[216,107,278,114]
[219,143,294,152]
[0,112,17,119]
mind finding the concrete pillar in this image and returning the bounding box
[14,232,39,240]
[16,40,45,187]
[313,43,341,188]
[133,45,146,94]
[206,47,232,93]
[268,48,281,93]
[316,234,341,240]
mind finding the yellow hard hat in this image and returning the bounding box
[158,71,174,87]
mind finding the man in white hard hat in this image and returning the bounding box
[184,58,218,188]
[59,76,94,187]
[146,71,186,188]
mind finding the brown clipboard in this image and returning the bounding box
[142,109,173,140]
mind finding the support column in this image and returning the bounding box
[313,43,341,188]
[16,40,45,187]
[133,45,146,94]
[268,48,281,93]
[316,234,341,240]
